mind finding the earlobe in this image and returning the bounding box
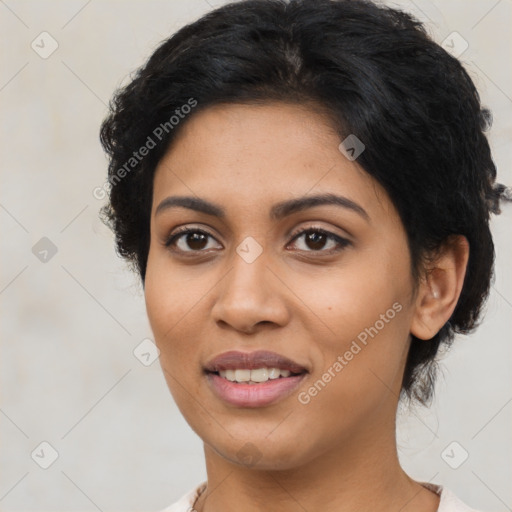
[410,235,470,340]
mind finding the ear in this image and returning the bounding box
[410,235,470,340]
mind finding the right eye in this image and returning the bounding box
[164,227,223,253]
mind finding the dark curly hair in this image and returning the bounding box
[99,0,509,405]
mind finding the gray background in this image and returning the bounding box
[0,0,510,510]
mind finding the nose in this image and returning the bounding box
[210,248,290,334]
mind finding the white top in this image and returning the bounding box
[159,481,482,512]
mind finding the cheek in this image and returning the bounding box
[144,263,208,424]
[144,248,207,335]
[144,253,204,377]
[294,255,410,342]
[293,250,413,409]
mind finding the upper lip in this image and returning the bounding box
[204,350,308,374]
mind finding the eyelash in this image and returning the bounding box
[164,226,351,256]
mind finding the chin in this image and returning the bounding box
[206,429,316,471]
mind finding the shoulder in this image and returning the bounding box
[158,482,207,512]
[420,482,483,512]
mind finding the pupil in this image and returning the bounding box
[307,232,326,250]
[188,232,207,250]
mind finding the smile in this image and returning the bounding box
[204,350,308,407]
[218,367,295,383]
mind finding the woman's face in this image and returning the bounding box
[145,102,418,469]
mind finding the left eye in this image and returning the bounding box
[164,227,350,254]
[288,227,350,253]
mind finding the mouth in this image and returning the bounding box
[204,350,308,407]
[213,367,304,384]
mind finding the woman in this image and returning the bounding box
[99,0,509,510]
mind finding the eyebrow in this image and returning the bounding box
[155,193,370,222]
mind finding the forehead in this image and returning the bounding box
[151,102,392,219]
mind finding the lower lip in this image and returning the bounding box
[206,373,307,408]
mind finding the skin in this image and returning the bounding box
[144,102,469,512]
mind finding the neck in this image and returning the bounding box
[194,416,439,512]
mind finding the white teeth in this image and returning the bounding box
[250,368,268,382]
[234,369,251,382]
[224,369,236,381]
[268,368,281,379]
[218,367,297,383]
